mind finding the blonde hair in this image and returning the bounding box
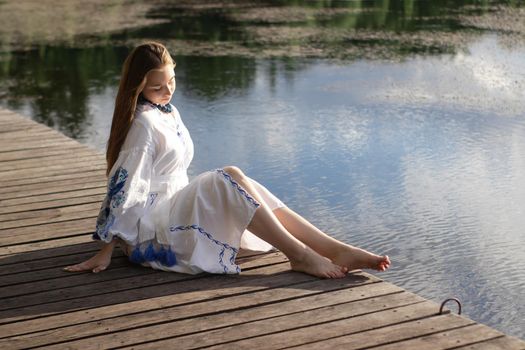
[106,42,175,175]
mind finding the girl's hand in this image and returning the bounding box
[63,250,112,273]
[64,240,118,273]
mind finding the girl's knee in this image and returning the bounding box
[222,166,245,181]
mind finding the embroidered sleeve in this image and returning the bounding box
[93,120,155,244]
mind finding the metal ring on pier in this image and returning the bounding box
[439,298,462,315]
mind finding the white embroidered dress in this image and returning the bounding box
[94,103,284,274]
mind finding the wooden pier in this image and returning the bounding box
[0,107,524,349]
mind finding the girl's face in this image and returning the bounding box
[141,64,176,105]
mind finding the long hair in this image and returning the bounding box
[106,42,175,175]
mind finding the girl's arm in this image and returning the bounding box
[63,239,117,273]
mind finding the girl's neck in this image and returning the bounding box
[138,94,172,114]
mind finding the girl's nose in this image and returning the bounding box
[166,83,174,95]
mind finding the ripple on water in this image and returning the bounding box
[205,98,297,120]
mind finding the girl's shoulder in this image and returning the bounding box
[170,104,182,122]
[134,104,160,130]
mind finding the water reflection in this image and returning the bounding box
[175,56,258,100]
[0,46,128,138]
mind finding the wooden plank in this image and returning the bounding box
[0,118,56,127]
[0,152,101,171]
[0,235,93,256]
[0,112,35,121]
[0,187,104,206]
[0,162,106,181]
[0,120,43,131]
[371,324,504,350]
[0,116,37,124]
[0,118,36,126]
[0,193,104,215]
[0,170,105,189]
[0,124,65,136]
[0,232,95,252]
[0,126,73,140]
[0,145,90,162]
[0,125,40,133]
[0,138,81,153]
[0,202,100,225]
[0,157,105,176]
[0,203,100,229]
[0,130,61,142]
[0,210,98,231]
[0,241,99,264]
[0,218,95,246]
[0,134,69,147]
[0,250,128,281]
[0,179,105,198]
[453,336,525,349]
[2,278,393,349]
[0,110,24,118]
[0,262,156,299]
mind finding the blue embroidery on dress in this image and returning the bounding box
[215,169,260,208]
[169,224,239,273]
[129,242,177,267]
[130,246,146,264]
[226,248,240,274]
[143,243,157,262]
[93,167,129,241]
[108,167,128,208]
[148,192,158,206]
[93,211,115,241]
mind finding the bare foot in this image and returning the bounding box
[290,247,348,279]
[332,245,391,272]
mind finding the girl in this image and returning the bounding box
[64,42,390,278]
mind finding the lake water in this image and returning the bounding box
[1,1,524,339]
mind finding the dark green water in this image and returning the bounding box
[1,0,524,339]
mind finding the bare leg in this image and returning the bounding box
[222,166,346,278]
[274,207,391,272]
